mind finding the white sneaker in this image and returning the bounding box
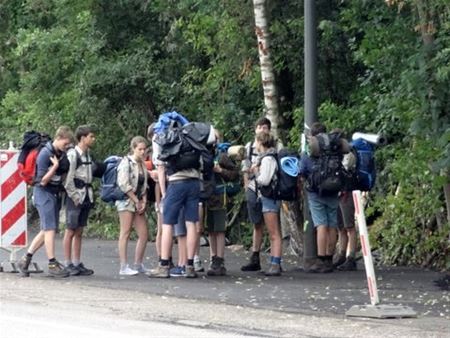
[119,265,139,276]
[133,263,150,274]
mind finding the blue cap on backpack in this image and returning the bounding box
[280,156,299,177]
[154,111,189,134]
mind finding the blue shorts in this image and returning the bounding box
[260,196,281,213]
[163,179,200,225]
[308,193,339,228]
[174,208,186,237]
[33,186,61,231]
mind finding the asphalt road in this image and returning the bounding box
[0,235,449,337]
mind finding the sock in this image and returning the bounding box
[120,262,127,270]
[318,255,327,262]
[73,260,80,266]
[64,260,72,267]
[49,258,56,263]
[252,251,260,257]
[325,255,333,262]
[194,255,200,262]
[169,256,173,265]
[160,259,169,266]
[26,253,33,258]
[187,259,194,266]
[271,256,281,265]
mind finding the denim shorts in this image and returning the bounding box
[245,189,263,225]
[33,186,61,231]
[260,196,281,214]
[163,179,200,225]
[308,193,339,228]
[115,198,137,213]
[174,208,187,237]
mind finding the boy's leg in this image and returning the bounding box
[18,231,45,273]
[63,229,75,265]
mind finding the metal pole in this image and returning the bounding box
[303,0,318,269]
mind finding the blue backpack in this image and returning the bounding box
[347,138,376,191]
[100,156,129,203]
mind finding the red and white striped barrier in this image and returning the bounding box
[0,149,27,249]
[352,190,379,306]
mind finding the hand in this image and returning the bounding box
[250,164,259,174]
[50,155,59,169]
[213,164,222,173]
[149,170,158,181]
[136,200,146,214]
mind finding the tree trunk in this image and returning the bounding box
[252,0,303,255]
[252,0,280,139]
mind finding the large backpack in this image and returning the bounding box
[345,138,376,191]
[100,156,129,203]
[154,121,213,173]
[259,148,299,201]
[17,131,52,185]
[306,132,346,196]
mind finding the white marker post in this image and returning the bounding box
[345,190,417,318]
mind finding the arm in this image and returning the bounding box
[40,156,59,187]
[256,156,277,187]
[157,165,166,197]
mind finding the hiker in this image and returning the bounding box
[146,124,164,265]
[149,119,216,278]
[241,117,272,272]
[334,191,357,271]
[333,143,358,271]
[116,136,149,275]
[18,126,73,278]
[63,125,96,276]
[206,133,239,276]
[250,132,282,276]
[299,122,350,273]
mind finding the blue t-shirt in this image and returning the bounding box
[36,142,67,193]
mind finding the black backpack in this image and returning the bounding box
[306,132,345,196]
[259,149,299,201]
[154,121,212,174]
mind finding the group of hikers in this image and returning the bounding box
[16,113,372,279]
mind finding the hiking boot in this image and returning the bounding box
[207,257,226,276]
[264,263,281,277]
[119,264,139,276]
[48,261,70,278]
[147,264,169,278]
[194,258,204,273]
[307,259,333,273]
[66,263,81,276]
[169,265,186,277]
[77,262,94,276]
[333,254,346,268]
[337,257,357,271]
[184,265,198,278]
[241,253,261,272]
[18,255,32,274]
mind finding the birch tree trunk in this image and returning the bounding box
[252,0,303,256]
[252,0,280,139]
